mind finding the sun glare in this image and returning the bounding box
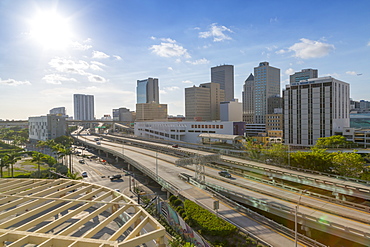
[29,11,72,50]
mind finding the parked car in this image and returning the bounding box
[81,171,88,177]
[110,174,122,181]
[218,171,231,178]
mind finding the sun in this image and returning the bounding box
[29,11,72,50]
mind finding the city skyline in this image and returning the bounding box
[1,0,370,120]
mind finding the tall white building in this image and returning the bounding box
[211,65,234,101]
[136,78,159,104]
[73,94,95,120]
[29,115,66,142]
[283,76,350,146]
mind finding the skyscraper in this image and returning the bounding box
[242,73,255,123]
[185,82,225,121]
[289,68,318,83]
[284,76,350,146]
[211,65,234,101]
[136,78,159,104]
[73,94,95,120]
[242,62,280,124]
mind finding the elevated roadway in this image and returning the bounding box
[76,135,370,246]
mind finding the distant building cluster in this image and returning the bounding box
[24,61,370,147]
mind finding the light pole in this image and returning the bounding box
[155,152,158,178]
[295,190,306,247]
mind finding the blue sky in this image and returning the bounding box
[1,0,369,120]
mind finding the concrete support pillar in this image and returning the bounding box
[166,191,170,200]
[106,152,109,158]
[115,156,118,163]
[303,226,311,237]
[128,163,131,171]
[98,149,101,155]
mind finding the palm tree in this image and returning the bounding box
[31,152,46,178]
[5,151,22,178]
[0,156,9,178]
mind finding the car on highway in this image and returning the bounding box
[81,171,88,177]
[110,174,122,181]
[218,171,231,178]
[79,159,85,164]
[172,144,179,148]
[96,141,101,145]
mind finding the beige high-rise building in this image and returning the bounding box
[135,103,167,121]
[185,82,225,121]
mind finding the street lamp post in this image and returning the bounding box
[295,190,306,247]
[155,152,158,178]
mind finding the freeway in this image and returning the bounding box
[76,134,370,246]
[105,133,370,201]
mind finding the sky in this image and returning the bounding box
[1,0,370,120]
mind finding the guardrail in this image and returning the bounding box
[224,159,370,194]
[206,182,370,244]
[205,162,370,214]
[177,173,273,247]
[205,186,327,247]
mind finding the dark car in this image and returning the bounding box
[218,171,231,178]
[110,174,122,181]
[79,159,85,164]
[172,144,179,148]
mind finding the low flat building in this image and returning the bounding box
[134,121,245,144]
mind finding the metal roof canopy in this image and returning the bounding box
[198,133,244,141]
[0,178,165,247]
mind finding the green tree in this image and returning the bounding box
[262,143,288,165]
[4,151,22,178]
[67,170,83,180]
[242,138,264,160]
[290,147,333,172]
[31,152,47,178]
[0,155,9,178]
[315,135,353,149]
[331,151,365,177]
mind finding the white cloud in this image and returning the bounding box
[186,58,209,65]
[270,17,278,23]
[150,36,156,40]
[42,74,77,84]
[199,23,233,42]
[163,86,180,91]
[113,55,122,60]
[91,61,106,67]
[92,50,110,59]
[88,74,108,83]
[276,49,287,54]
[90,64,103,71]
[367,41,370,46]
[161,38,176,43]
[287,38,334,59]
[266,45,278,51]
[346,71,357,76]
[182,80,193,84]
[0,78,31,86]
[150,41,190,58]
[168,67,173,71]
[70,41,92,50]
[285,68,295,75]
[49,58,90,75]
